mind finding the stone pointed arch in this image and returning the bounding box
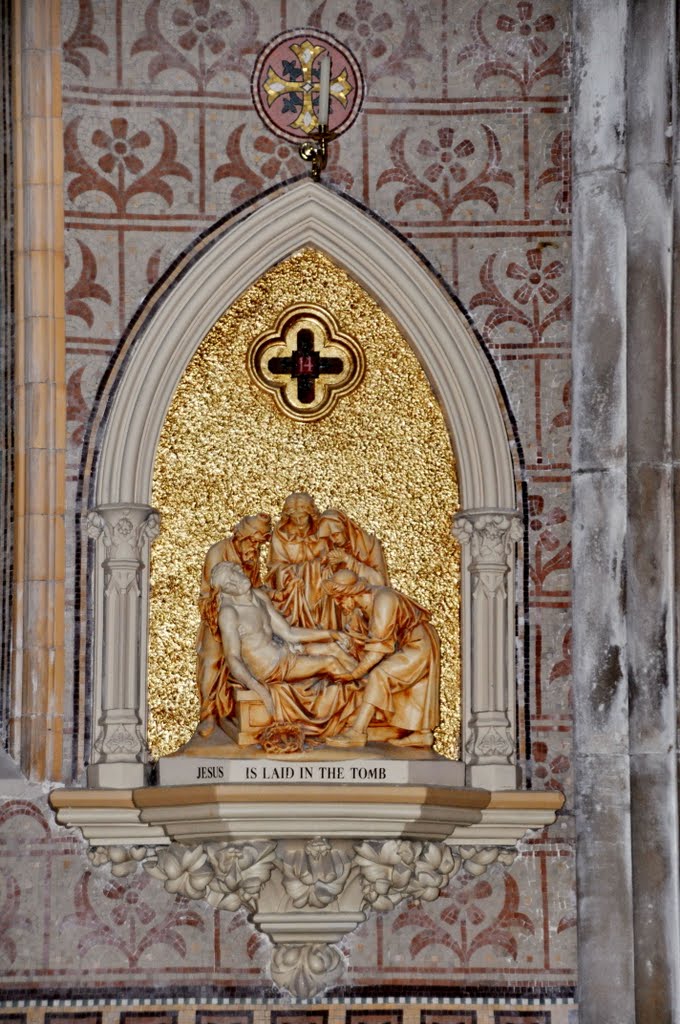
[87,180,521,790]
[96,180,514,510]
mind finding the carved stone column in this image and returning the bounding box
[453,510,522,789]
[86,504,160,788]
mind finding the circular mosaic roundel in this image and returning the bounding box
[252,29,364,142]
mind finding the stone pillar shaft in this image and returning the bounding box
[573,1,680,1021]
[9,0,65,781]
[86,504,159,788]
[453,509,521,789]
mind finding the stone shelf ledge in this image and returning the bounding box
[50,783,563,999]
[50,783,563,847]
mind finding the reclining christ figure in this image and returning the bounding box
[202,561,358,739]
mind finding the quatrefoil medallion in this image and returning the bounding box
[247,304,365,422]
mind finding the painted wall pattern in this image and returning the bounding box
[2,0,573,1010]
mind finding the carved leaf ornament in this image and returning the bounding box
[88,837,516,997]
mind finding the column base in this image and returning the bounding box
[87,762,147,789]
[466,762,520,790]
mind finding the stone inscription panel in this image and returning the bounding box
[158,758,411,787]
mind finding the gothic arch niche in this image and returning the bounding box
[148,248,461,760]
[52,182,561,1001]
[87,180,520,790]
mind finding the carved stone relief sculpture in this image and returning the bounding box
[188,493,440,756]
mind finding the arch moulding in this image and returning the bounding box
[87,180,521,791]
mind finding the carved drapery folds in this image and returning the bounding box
[88,836,516,998]
[453,509,522,789]
[86,504,160,787]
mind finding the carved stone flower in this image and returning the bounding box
[92,118,150,176]
[205,840,276,910]
[144,843,213,899]
[172,0,231,54]
[115,517,133,536]
[271,942,344,1000]
[107,844,149,877]
[407,842,458,903]
[87,843,150,876]
[280,838,353,909]
[305,837,331,861]
[88,846,112,868]
[355,839,421,909]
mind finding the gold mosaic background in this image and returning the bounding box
[148,249,460,758]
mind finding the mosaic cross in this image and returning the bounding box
[263,40,353,134]
[268,326,343,405]
[248,307,365,422]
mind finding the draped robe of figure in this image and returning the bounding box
[213,562,364,742]
[361,589,439,733]
[319,509,389,586]
[268,673,365,741]
[329,580,440,736]
[267,523,330,628]
[270,578,440,742]
[318,509,389,634]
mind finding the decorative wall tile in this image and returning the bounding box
[270,1013,328,1024]
[446,0,571,101]
[119,1014,178,1024]
[341,910,380,982]
[542,851,577,972]
[531,121,570,222]
[65,230,118,339]
[346,1012,402,1024]
[62,0,117,90]
[0,1010,578,1024]
[121,227,204,326]
[207,111,304,208]
[121,0,265,95]
[0,851,50,976]
[298,0,439,97]
[44,1015,102,1024]
[64,105,197,217]
[195,1014,253,1024]
[421,1012,478,1024]
[527,482,571,601]
[370,114,522,225]
[493,1012,551,1023]
[530,606,572,722]
[458,237,571,352]
[49,857,212,973]
[215,905,269,983]
[66,352,114,450]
